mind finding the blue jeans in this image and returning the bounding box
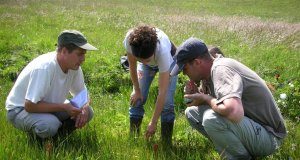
[129,64,178,123]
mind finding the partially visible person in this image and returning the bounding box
[171,37,286,159]
[123,25,177,146]
[6,30,97,140]
[208,46,224,58]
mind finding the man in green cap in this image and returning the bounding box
[5,30,97,140]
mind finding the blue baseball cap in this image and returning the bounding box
[170,37,208,76]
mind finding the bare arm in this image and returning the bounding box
[127,53,139,92]
[145,71,170,138]
[208,96,244,123]
[25,100,81,117]
[185,94,244,123]
[127,53,144,105]
[151,71,170,124]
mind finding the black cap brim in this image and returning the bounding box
[170,62,184,76]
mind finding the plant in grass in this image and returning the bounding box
[84,63,131,94]
[275,80,300,122]
[0,52,34,81]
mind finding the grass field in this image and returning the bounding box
[0,0,299,159]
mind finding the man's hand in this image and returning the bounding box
[74,99,90,128]
[75,106,89,128]
[130,89,143,106]
[145,121,157,140]
[65,103,82,117]
[184,93,208,106]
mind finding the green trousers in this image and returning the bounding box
[185,105,282,160]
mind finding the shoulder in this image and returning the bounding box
[33,52,57,68]
[123,29,134,53]
[155,28,171,53]
[23,52,56,73]
[212,58,241,70]
[211,58,242,78]
[124,29,133,40]
[213,57,234,65]
[156,28,170,44]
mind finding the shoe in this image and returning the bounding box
[130,117,142,137]
[57,118,76,137]
[161,122,174,148]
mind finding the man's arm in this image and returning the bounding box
[128,53,139,91]
[145,71,170,138]
[127,53,143,105]
[185,93,244,123]
[208,96,244,123]
[25,100,81,117]
[152,71,170,124]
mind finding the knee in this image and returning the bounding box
[131,99,146,107]
[34,119,61,139]
[184,106,193,116]
[161,108,175,122]
[185,106,197,121]
[87,106,94,122]
[185,106,202,126]
[202,110,226,131]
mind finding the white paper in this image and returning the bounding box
[70,89,88,108]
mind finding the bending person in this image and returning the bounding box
[123,25,177,146]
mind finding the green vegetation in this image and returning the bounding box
[0,0,299,159]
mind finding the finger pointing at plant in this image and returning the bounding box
[145,121,157,140]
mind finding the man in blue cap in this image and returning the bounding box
[170,37,286,159]
[6,30,97,140]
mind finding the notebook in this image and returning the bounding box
[70,89,89,108]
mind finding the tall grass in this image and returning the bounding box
[0,0,299,159]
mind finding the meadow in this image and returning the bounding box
[0,0,299,159]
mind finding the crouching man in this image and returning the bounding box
[5,30,97,139]
[170,37,286,159]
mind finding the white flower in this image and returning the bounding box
[289,83,294,88]
[280,93,287,100]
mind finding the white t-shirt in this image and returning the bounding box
[123,28,174,73]
[5,51,86,110]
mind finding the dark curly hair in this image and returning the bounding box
[208,46,224,57]
[129,25,158,59]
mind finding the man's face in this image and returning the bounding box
[66,47,86,70]
[182,59,205,82]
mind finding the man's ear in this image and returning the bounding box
[194,58,202,66]
[61,47,69,55]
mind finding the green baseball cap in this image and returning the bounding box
[58,30,98,51]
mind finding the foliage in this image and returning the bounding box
[0,0,299,159]
[275,79,300,122]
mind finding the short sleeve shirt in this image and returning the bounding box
[6,52,86,110]
[211,57,287,139]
